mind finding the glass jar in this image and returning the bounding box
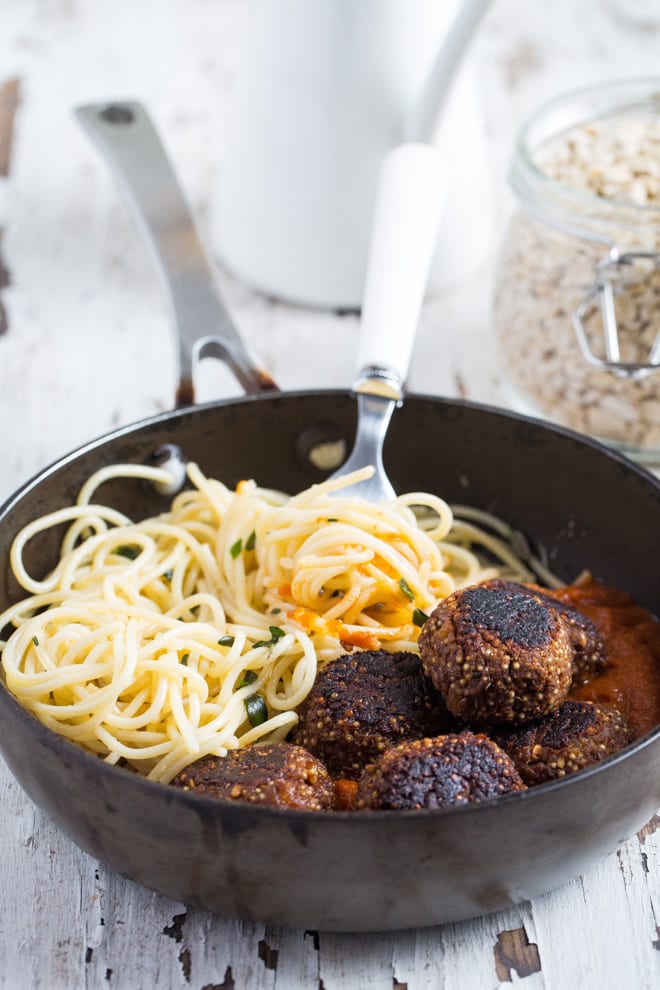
[493,78,660,465]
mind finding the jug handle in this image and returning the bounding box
[405,0,493,142]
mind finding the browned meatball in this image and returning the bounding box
[418,580,573,725]
[289,649,454,779]
[171,743,335,811]
[495,699,632,786]
[355,732,526,810]
[532,588,608,683]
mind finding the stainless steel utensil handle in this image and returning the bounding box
[75,101,277,404]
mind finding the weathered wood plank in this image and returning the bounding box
[529,841,660,990]
[1,2,660,989]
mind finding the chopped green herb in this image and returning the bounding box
[252,625,285,649]
[399,577,415,601]
[236,669,258,690]
[244,693,268,727]
[270,607,281,615]
[218,634,235,647]
[412,608,429,627]
[180,653,189,666]
[32,635,39,647]
[326,518,338,523]
[116,545,140,560]
[245,530,256,551]
[230,538,243,559]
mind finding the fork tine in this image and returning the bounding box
[328,392,397,502]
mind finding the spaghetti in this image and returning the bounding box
[0,462,539,783]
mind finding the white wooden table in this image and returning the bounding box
[1,2,659,987]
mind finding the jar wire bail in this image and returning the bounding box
[572,247,660,381]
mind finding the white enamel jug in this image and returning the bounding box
[212,0,493,309]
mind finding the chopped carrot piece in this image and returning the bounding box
[340,628,380,651]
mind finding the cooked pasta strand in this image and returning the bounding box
[0,462,538,783]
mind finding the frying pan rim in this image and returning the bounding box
[1,387,658,521]
[0,389,658,826]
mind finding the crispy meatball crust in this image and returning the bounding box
[418,580,573,725]
[355,732,526,810]
[289,649,453,779]
[532,588,608,683]
[171,742,335,811]
[495,700,632,786]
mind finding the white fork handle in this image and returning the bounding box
[355,142,448,393]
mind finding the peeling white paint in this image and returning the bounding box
[0,2,659,988]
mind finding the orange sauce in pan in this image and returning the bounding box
[334,778,359,810]
[549,581,660,739]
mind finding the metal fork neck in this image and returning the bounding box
[353,365,404,402]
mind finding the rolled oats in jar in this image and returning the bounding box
[494,79,660,464]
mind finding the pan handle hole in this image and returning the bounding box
[144,444,187,496]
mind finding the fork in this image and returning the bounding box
[328,0,493,502]
[328,142,447,502]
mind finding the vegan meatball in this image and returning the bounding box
[533,588,608,683]
[418,579,573,725]
[290,649,453,779]
[495,699,632,786]
[355,732,526,810]
[171,742,335,811]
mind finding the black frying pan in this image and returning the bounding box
[0,105,658,932]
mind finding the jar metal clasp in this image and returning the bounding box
[572,246,660,380]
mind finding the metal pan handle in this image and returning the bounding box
[75,101,277,405]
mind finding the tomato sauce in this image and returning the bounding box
[334,778,358,810]
[548,580,660,739]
